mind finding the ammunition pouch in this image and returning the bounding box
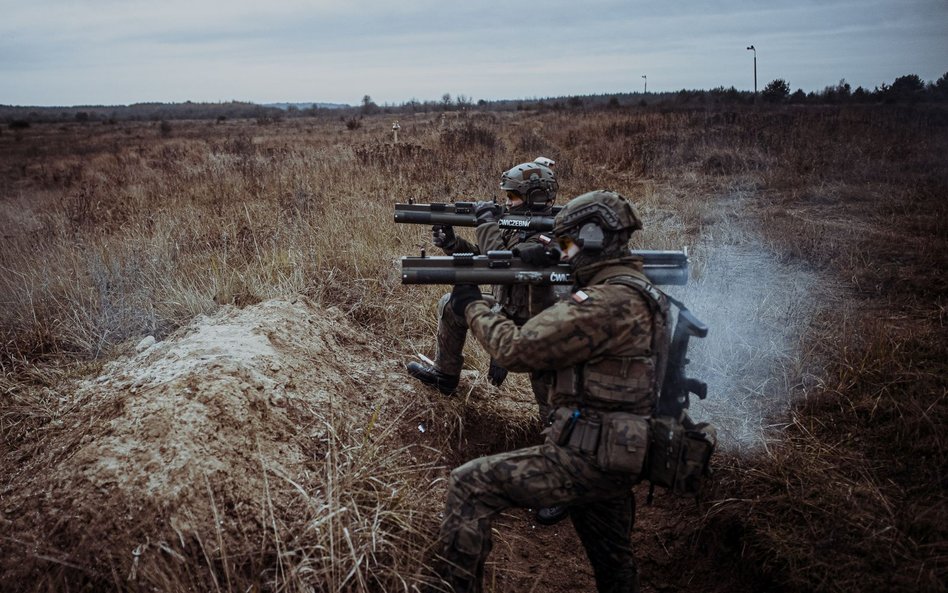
[597,412,650,474]
[646,416,716,496]
[547,408,600,454]
[547,408,650,476]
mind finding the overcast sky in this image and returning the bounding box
[2,0,945,107]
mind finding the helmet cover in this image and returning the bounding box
[499,162,558,208]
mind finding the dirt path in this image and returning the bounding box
[478,495,756,593]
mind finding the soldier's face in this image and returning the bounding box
[505,190,524,208]
[557,236,580,261]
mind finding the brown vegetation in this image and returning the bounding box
[0,105,945,592]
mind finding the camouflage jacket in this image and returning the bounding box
[445,208,556,322]
[465,256,669,414]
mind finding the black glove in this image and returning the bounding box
[487,358,509,386]
[432,224,457,250]
[450,284,482,317]
[514,243,561,266]
[473,200,502,226]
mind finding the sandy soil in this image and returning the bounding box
[1,297,415,587]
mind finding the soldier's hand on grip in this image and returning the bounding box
[513,243,561,266]
[473,201,502,226]
[432,224,457,250]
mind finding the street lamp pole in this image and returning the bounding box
[642,75,647,93]
[746,45,757,94]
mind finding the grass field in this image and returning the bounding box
[1,105,945,592]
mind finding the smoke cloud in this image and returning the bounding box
[665,237,830,452]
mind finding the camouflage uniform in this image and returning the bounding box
[410,160,560,405]
[435,254,669,593]
[434,219,557,411]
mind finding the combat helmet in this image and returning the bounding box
[499,162,558,210]
[553,190,642,259]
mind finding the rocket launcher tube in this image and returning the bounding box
[400,249,690,287]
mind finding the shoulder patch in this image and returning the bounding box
[571,290,590,303]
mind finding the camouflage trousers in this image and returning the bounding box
[434,292,551,419]
[435,441,639,593]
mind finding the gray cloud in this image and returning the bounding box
[1,0,944,105]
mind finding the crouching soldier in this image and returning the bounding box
[433,190,670,593]
[406,159,559,421]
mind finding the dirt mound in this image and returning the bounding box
[1,298,416,588]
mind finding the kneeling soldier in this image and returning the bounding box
[407,159,559,420]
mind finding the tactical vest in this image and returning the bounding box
[553,271,670,415]
[493,227,553,322]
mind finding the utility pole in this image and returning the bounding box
[746,45,757,95]
[642,75,647,93]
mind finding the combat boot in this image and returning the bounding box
[407,362,459,395]
[535,504,570,525]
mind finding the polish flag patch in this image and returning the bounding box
[572,290,589,303]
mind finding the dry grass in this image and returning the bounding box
[1,105,945,592]
[695,106,948,593]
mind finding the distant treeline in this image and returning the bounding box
[3,72,946,125]
[0,101,287,125]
